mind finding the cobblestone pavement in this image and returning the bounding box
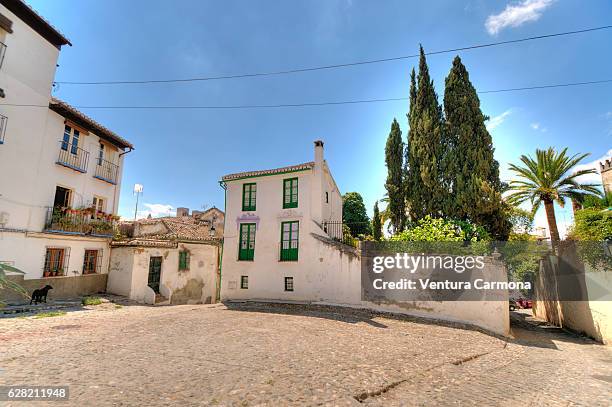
[1,302,610,406]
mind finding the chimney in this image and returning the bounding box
[176,207,189,217]
[314,140,324,165]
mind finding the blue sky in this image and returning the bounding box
[30,0,611,235]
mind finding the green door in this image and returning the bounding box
[238,223,256,261]
[148,256,162,293]
[280,221,299,261]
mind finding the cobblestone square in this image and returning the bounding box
[1,302,611,406]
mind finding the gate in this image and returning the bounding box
[148,256,162,293]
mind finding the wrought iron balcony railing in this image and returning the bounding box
[44,206,117,237]
[94,157,119,184]
[56,141,89,173]
[322,221,368,248]
[0,114,7,144]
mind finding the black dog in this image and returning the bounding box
[30,285,53,304]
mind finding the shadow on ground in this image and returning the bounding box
[510,309,600,350]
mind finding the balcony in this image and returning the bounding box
[0,114,6,144]
[94,157,119,185]
[56,141,89,173]
[44,206,119,237]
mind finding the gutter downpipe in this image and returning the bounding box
[217,180,227,303]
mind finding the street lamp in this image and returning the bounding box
[133,183,143,221]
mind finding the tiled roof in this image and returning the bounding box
[111,239,177,248]
[2,0,71,47]
[119,216,223,244]
[49,97,134,150]
[221,162,315,182]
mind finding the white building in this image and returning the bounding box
[0,1,133,288]
[108,208,224,305]
[220,140,352,301]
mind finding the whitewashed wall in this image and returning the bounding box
[109,243,219,305]
[0,231,110,279]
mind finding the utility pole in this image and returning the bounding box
[133,184,143,221]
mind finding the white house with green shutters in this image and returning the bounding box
[219,140,348,301]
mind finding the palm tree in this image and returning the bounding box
[507,147,601,243]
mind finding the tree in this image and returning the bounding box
[405,46,446,220]
[372,201,382,241]
[342,192,372,237]
[507,147,600,243]
[443,56,509,239]
[385,118,405,232]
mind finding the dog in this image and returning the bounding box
[30,285,53,304]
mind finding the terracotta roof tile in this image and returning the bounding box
[49,97,134,150]
[221,161,314,181]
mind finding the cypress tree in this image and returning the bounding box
[443,56,510,239]
[372,201,382,241]
[405,46,446,220]
[385,118,405,232]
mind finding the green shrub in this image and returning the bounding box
[390,216,490,242]
[33,311,66,319]
[82,296,103,306]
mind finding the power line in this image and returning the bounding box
[53,25,612,86]
[3,79,611,110]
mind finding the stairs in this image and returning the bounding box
[154,293,169,305]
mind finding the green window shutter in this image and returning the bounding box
[283,178,298,209]
[178,251,189,270]
[280,221,299,261]
[242,183,256,211]
[238,223,256,261]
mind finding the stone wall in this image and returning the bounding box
[533,252,612,344]
[1,274,108,304]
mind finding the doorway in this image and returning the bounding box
[148,256,162,293]
[53,186,71,208]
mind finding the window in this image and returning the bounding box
[178,250,190,271]
[44,247,69,277]
[280,221,299,261]
[92,196,105,213]
[98,143,105,165]
[53,186,72,208]
[283,178,298,208]
[83,249,101,274]
[284,277,294,292]
[61,125,80,155]
[240,276,248,289]
[325,192,329,203]
[242,183,256,211]
[238,223,256,261]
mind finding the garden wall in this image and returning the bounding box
[1,273,107,304]
[307,234,510,336]
[533,253,612,344]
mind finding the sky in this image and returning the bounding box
[28,0,612,237]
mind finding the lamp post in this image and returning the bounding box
[133,184,143,221]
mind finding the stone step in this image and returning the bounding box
[154,294,169,304]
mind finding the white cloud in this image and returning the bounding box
[485,0,555,35]
[486,109,512,131]
[136,203,176,220]
[530,122,547,132]
[573,149,612,185]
